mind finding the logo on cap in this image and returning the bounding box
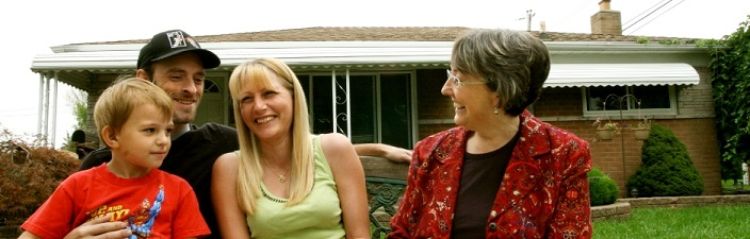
[166,31,187,48]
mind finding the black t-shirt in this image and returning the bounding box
[80,123,238,239]
[451,132,519,239]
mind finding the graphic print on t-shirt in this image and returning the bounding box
[128,185,165,239]
[85,185,165,239]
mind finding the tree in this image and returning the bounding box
[61,89,88,151]
[627,124,704,197]
[706,15,750,183]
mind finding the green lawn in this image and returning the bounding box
[722,179,750,193]
[594,205,750,239]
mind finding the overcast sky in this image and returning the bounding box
[1,0,748,147]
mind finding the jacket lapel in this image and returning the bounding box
[491,111,549,217]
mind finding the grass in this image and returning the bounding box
[722,179,750,190]
[594,205,750,239]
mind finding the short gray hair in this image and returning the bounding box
[451,29,550,116]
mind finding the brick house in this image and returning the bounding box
[31,5,721,195]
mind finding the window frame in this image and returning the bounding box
[580,85,677,118]
[297,70,417,148]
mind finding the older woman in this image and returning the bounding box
[212,58,370,239]
[389,29,592,239]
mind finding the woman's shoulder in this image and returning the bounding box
[540,122,588,148]
[415,126,465,149]
[522,113,588,146]
[214,151,240,171]
[318,133,352,150]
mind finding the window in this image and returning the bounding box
[298,72,414,149]
[583,85,676,117]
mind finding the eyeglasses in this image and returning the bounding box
[446,70,487,88]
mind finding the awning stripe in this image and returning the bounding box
[544,63,699,88]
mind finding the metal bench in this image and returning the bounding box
[360,156,408,238]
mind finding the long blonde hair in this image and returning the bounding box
[228,58,314,215]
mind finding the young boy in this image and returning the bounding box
[20,78,210,239]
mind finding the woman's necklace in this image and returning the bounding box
[275,171,287,184]
[265,165,288,184]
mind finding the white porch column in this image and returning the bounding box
[43,75,51,144]
[331,70,336,133]
[345,69,351,139]
[37,74,45,135]
[51,72,59,147]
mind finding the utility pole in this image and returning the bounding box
[525,9,535,31]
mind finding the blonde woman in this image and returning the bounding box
[212,58,370,239]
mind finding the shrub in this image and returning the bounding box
[588,168,619,206]
[626,124,704,197]
[0,129,79,225]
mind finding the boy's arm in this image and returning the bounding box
[172,179,211,238]
[353,143,412,163]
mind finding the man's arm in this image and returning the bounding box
[79,148,112,170]
[353,143,412,163]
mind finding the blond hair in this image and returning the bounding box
[93,77,173,145]
[228,58,313,214]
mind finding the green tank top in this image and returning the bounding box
[246,136,345,239]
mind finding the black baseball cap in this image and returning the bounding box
[137,29,220,69]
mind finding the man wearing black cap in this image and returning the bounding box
[70,29,412,239]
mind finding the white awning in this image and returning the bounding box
[544,63,700,88]
[32,42,701,88]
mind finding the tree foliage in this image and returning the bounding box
[706,15,750,181]
[588,168,619,206]
[62,89,88,152]
[0,129,79,225]
[627,124,704,197]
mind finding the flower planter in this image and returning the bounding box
[633,127,650,140]
[596,128,615,140]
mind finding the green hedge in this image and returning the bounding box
[626,124,704,197]
[588,168,619,206]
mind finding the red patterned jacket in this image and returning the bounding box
[389,111,592,239]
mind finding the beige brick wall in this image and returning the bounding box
[678,67,715,117]
[553,119,721,196]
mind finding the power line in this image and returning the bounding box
[623,0,671,27]
[623,0,674,32]
[625,0,687,35]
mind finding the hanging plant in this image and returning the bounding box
[593,118,620,140]
[631,100,650,140]
[633,117,651,140]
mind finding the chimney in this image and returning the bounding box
[591,0,622,35]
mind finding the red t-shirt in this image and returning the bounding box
[22,164,210,239]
